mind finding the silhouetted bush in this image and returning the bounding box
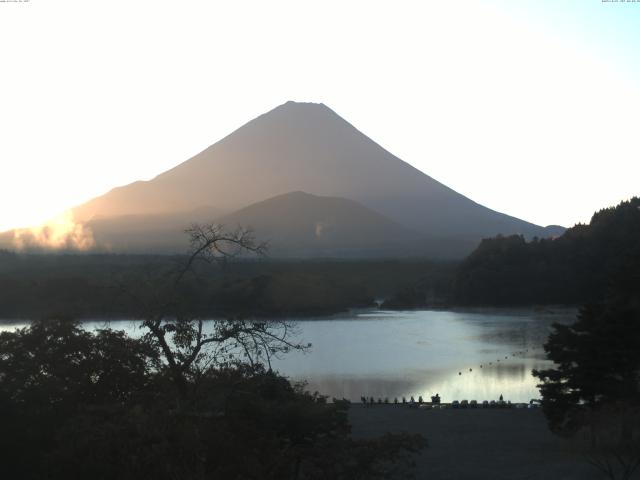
[0,319,425,479]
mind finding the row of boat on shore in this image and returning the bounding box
[356,397,541,409]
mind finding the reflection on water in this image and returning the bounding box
[270,308,576,402]
[0,308,576,403]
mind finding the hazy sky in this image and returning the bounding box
[1,0,639,232]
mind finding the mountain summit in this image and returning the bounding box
[65,101,558,257]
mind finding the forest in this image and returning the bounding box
[452,197,640,306]
[377,198,640,309]
[0,252,454,319]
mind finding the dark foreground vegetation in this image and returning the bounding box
[520,199,640,479]
[0,320,425,480]
[532,248,640,479]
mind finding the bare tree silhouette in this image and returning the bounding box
[136,223,307,400]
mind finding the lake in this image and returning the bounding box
[0,308,576,403]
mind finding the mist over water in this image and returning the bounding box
[0,308,576,403]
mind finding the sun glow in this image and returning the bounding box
[11,211,94,251]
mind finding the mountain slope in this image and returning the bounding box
[86,206,221,253]
[80,192,427,257]
[218,191,424,258]
[72,101,555,252]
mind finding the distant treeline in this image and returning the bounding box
[0,253,455,319]
[452,197,640,306]
[4,197,635,317]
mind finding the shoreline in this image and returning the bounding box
[0,304,579,323]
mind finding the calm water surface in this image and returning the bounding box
[1,308,576,403]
